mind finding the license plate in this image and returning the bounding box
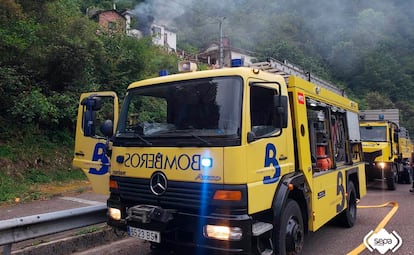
[127,226,161,243]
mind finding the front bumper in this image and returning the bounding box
[365,162,394,180]
[107,200,257,254]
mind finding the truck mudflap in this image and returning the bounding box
[122,204,272,254]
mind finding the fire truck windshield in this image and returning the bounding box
[360,125,387,142]
[115,76,243,146]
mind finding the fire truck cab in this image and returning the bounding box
[73,59,366,254]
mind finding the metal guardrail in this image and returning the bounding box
[0,204,107,255]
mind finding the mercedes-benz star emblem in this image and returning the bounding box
[150,172,167,196]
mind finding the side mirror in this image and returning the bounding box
[100,119,114,138]
[81,96,103,137]
[273,95,288,128]
[247,131,256,143]
[81,96,103,111]
[394,132,399,143]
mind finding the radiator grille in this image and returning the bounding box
[114,176,215,211]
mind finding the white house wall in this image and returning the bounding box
[165,30,177,51]
[151,24,164,46]
[150,24,177,51]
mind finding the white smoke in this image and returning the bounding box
[131,0,194,27]
[130,0,413,72]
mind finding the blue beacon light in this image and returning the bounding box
[201,157,213,168]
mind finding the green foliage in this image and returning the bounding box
[0,167,86,203]
[362,92,395,110]
[0,0,180,133]
[13,89,59,125]
[137,97,167,123]
[0,171,27,202]
[80,0,144,12]
[174,0,414,133]
[25,168,50,184]
[74,225,102,236]
[0,0,181,202]
[0,127,85,203]
[0,0,414,201]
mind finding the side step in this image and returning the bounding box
[252,222,274,255]
[252,222,273,236]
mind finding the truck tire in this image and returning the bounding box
[274,199,304,255]
[387,165,397,190]
[338,182,357,228]
[399,165,412,184]
[386,177,396,190]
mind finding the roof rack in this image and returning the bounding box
[249,57,345,96]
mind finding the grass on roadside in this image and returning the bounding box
[74,225,102,236]
[0,128,88,204]
[0,167,87,204]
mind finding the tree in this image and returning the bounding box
[363,92,394,110]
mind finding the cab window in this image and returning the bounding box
[250,86,277,137]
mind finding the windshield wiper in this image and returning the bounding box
[162,129,212,146]
[136,134,152,145]
[189,133,212,145]
[119,132,152,145]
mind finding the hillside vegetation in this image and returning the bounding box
[0,0,179,203]
[1,0,414,202]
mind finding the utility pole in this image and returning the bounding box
[219,17,226,68]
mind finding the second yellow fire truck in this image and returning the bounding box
[359,109,413,190]
[73,58,366,254]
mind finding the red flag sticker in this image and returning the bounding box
[298,92,304,104]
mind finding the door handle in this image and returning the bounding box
[279,156,288,161]
[75,152,85,156]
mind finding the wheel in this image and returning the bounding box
[338,182,357,228]
[274,199,304,255]
[386,177,396,190]
[397,164,409,184]
[387,165,397,190]
[401,166,412,184]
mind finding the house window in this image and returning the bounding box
[152,27,161,39]
[108,21,117,30]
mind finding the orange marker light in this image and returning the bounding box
[288,183,294,191]
[213,190,242,201]
[109,180,118,189]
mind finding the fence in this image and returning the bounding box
[0,205,107,255]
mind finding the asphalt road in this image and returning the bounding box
[302,180,414,255]
[2,180,414,255]
[75,180,414,255]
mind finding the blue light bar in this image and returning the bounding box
[159,70,169,76]
[231,59,243,67]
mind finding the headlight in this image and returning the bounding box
[203,225,242,241]
[378,162,386,169]
[108,207,121,221]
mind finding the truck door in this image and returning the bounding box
[73,91,118,194]
[246,81,294,213]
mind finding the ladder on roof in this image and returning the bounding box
[248,57,345,96]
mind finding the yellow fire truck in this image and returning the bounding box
[73,58,366,254]
[359,109,413,190]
